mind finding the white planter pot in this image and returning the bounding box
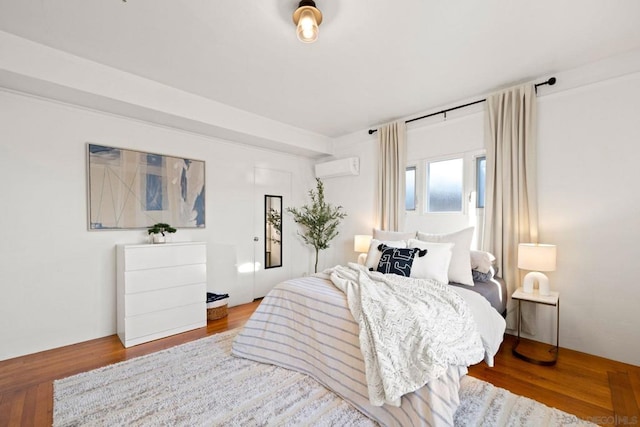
[152,234,166,244]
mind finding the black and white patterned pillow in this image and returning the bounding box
[374,244,427,277]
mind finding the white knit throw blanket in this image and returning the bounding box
[326,263,485,407]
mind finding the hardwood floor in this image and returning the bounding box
[1,300,638,426]
[469,336,640,426]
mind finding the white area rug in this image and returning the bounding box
[53,329,594,426]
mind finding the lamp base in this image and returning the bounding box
[522,271,551,295]
[357,253,367,265]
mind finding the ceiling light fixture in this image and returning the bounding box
[293,0,323,43]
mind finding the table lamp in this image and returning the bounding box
[354,235,372,265]
[518,243,557,295]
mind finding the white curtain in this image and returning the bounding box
[483,83,538,332]
[376,121,407,231]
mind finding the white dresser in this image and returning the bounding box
[116,242,207,348]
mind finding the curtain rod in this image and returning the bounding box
[367,77,557,135]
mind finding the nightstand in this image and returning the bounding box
[511,287,559,366]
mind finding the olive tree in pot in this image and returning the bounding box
[287,178,347,273]
[147,223,176,244]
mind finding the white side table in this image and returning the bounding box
[511,287,559,366]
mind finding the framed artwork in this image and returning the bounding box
[87,143,205,230]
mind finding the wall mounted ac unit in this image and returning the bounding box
[315,157,360,179]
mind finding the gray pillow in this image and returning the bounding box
[472,266,498,282]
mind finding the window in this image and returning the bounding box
[426,158,463,213]
[409,151,485,216]
[405,166,416,211]
[476,156,486,208]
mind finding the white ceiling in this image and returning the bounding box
[1,0,640,138]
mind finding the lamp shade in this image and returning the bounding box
[518,243,557,272]
[354,235,372,253]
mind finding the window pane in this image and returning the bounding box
[405,167,416,211]
[427,158,463,212]
[476,157,486,208]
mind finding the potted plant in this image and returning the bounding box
[266,207,282,245]
[147,223,177,244]
[287,178,347,273]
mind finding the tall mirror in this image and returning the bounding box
[265,195,282,269]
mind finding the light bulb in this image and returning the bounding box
[302,27,314,40]
[296,8,318,43]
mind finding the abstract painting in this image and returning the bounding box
[87,144,205,229]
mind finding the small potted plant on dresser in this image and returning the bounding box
[147,223,176,244]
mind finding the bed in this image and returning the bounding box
[231,265,506,426]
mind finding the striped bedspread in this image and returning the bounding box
[232,276,473,426]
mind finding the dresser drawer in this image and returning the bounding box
[124,282,205,317]
[123,243,206,271]
[124,264,206,294]
[125,302,206,340]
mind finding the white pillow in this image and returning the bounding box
[470,250,496,274]
[416,227,475,286]
[372,229,416,241]
[364,239,407,270]
[407,239,454,284]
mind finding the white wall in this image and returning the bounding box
[0,90,316,361]
[324,62,640,366]
[536,72,640,364]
